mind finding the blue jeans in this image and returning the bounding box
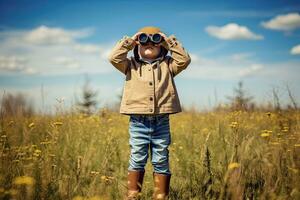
[128,114,171,175]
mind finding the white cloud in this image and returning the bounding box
[238,64,263,77]
[0,56,26,71]
[0,56,37,74]
[23,25,94,45]
[189,53,201,62]
[205,23,263,40]
[230,53,253,61]
[0,25,113,75]
[74,44,102,54]
[261,12,300,31]
[290,44,300,55]
[100,47,115,60]
[181,52,300,81]
[24,26,72,45]
[54,57,81,69]
[181,54,257,80]
[24,67,38,75]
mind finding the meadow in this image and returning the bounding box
[0,108,299,200]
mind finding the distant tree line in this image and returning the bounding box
[0,92,35,118]
[213,80,298,112]
[0,80,298,118]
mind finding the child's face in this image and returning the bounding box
[139,43,161,60]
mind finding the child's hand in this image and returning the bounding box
[158,32,168,41]
[131,32,143,46]
[158,32,170,50]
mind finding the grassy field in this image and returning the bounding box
[0,109,299,200]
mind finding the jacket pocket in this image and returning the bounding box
[125,81,149,106]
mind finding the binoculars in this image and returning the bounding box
[137,33,163,45]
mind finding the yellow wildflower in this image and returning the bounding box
[33,149,42,157]
[90,171,100,175]
[28,122,35,128]
[100,175,114,183]
[35,149,41,154]
[282,127,289,132]
[229,121,238,129]
[270,142,280,145]
[260,133,270,138]
[228,162,240,170]
[13,176,35,186]
[53,121,63,126]
[40,141,52,145]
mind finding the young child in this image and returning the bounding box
[108,26,191,200]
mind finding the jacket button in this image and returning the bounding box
[150,97,153,101]
[149,108,153,112]
[149,82,153,86]
[148,68,151,71]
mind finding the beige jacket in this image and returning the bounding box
[108,34,191,115]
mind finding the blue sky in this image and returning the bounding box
[0,0,300,113]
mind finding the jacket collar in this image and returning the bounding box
[132,45,168,81]
[132,55,164,81]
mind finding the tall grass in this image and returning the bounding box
[0,109,299,199]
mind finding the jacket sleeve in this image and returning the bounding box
[108,35,135,75]
[164,34,191,77]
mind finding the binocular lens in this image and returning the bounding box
[152,33,162,43]
[138,33,163,44]
[138,33,148,43]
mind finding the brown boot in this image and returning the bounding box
[125,170,145,200]
[152,172,171,200]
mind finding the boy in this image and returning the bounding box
[108,26,191,200]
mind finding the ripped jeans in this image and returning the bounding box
[128,114,171,175]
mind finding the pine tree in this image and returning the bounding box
[226,81,254,111]
[75,75,98,115]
